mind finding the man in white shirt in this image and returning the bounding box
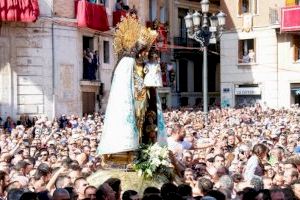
[167,124,187,160]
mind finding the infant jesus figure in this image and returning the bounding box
[143,49,163,88]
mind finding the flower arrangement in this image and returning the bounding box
[133,143,173,181]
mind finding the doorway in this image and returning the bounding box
[82,92,95,115]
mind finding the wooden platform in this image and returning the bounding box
[87,169,165,194]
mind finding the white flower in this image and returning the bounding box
[151,157,161,167]
[161,160,170,167]
[138,169,143,177]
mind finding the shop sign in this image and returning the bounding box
[235,87,261,95]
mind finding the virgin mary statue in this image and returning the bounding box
[97,15,167,155]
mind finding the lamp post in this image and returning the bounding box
[184,0,226,123]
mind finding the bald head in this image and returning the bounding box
[53,188,70,200]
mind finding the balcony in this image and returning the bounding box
[0,0,39,22]
[269,8,279,26]
[75,0,109,31]
[113,10,127,27]
[80,80,102,87]
[281,5,300,32]
[173,37,199,48]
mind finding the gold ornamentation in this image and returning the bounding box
[139,27,158,50]
[113,14,158,56]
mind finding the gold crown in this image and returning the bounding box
[138,27,158,49]
[113,15,158,55]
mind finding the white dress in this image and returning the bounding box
[144,62,163,87]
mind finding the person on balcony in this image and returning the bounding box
[115,0,129,11]
[83,48,97,80]
[91,50,100,80]
[83,50,90,79]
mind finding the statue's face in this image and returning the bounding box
[148,117,153,124]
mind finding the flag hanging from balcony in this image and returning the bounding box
[76,0,109,31]
[0,0,39,22]
[156,24,168,52]
[281,6,300,32]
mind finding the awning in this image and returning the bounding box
[291,88,300,95]
[76,0,109,32]
[235,87,261,95]
[0,0,39,22]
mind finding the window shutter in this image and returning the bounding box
[294,36,300,61]
[238,40,244,63]
[238,0,242,15]
[251,0,257,14]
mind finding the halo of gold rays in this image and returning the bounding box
[113,14,158,56]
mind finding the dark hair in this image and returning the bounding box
[148,48,159,60]
[252,144,268,159]
[242,187,258,200]
[96,184,108,200]
[7,188,24,200]
[178,184,192,197]
[20,192,38,200]
[25,157,36,166]
[74,177,86,188]
[35,163,51,179]
[197,178,213,195]
[84,185,96,193]
[0,171,7,182]
[104,178,121,200]
[37,191,51,200]
[122,190,138,200]
[213,154,225,162]
[142,194,162,200]
[143,187,160,195]
[256,189,271,200]
[161,183,178,200]
[207,190,226,200]
[282,187,295,200]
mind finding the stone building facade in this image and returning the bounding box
[0,0,153,120]
[167,0,221,107]
[220,0,300,108]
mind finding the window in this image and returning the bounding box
[103,41,110,64]
[178,8,188,39]
[293,36,300,62]
[238,0,258,15]
[179,60,188,92]
[238,39,256,64]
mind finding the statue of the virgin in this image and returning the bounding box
[97,15,167,155]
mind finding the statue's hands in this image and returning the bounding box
[156,65,161,73]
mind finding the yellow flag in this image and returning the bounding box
[286,0,296,6]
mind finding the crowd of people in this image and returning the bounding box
[1,104,300,199]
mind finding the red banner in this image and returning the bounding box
[113,10,127,27]
[281,6,300,32]
[76,0,109,31]
[156,24,168,52]
[0,0,39,22]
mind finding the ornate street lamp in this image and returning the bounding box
[184,0,226,123]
